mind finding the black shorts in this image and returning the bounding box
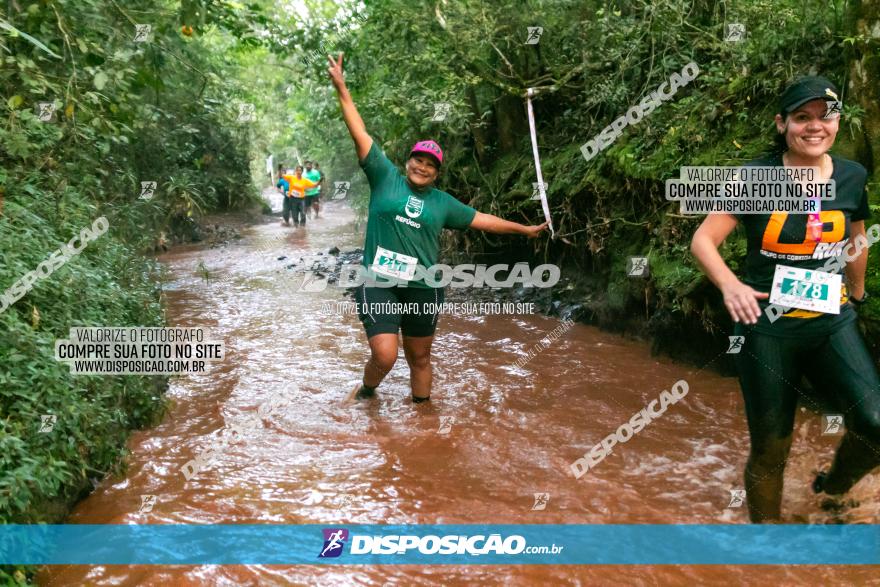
[353,284,444,338]
[305,195,318,206]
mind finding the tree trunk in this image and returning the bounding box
[495,93,527,155]
[847,0,880,174]
[467,86,488,163]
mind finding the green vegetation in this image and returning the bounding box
[256,0,879,342]
[1,1,267,580]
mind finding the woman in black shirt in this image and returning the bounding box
[691,76,880,522]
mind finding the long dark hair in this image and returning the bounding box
[771,115,789,156]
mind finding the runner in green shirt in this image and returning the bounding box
[304,161,322,219]
[328,53,548,405]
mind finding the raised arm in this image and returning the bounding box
[328,53,372,161]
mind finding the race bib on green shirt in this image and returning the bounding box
[770,264,841,314]
[371,245,418,281]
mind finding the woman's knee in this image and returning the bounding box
[370,349,397,373]
[405,351,431,370]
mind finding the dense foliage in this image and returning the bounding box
[267,0,879,348]
[0,0,264,538]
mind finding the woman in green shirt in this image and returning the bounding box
[328,53,548,404]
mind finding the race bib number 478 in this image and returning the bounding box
[770,264,841,314]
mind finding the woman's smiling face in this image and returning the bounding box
[405,155,439,189]
[776,99,839,159]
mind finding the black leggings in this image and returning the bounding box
[282,196,306,224]
[734,320,880,521]
[291,198,307,225]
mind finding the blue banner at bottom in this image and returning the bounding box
[1,524,878,565]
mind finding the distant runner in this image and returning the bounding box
[304,160,323,219]
[312,162,325,218]
[282,165,319,228]
[690,75,880,522]
[276,164,293,226]
[328,53,548,404]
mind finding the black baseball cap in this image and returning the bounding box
[778,75,840,115]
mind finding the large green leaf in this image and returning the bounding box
[0,19,61,59]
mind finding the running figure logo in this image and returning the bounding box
[333,181,350,200]
[432,102,451,122]
[627,256,649,277]
[296,271,329,293]
[39,414,57,433]
[724,23,746,42]
[139,494,157,513]
[524,27,543,45]
[531,493,550,511]
[438,416,454,434]
[140,181,157,200]
[318,528,349,558]
[824,100,842,120]
[531,182,548,201]
[405,195,424,219]
[727,489,746,508]
[726,336,745,354]
[238,103,256,122]
[37,102,56,122]
[822,414,844,435]
[134,24,152,42]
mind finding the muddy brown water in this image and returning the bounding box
[38,195,879,586]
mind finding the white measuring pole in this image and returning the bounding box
[526,88,554,237]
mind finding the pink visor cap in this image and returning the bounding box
[409,140,443,167]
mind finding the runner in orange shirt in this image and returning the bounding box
[281,165,319,227]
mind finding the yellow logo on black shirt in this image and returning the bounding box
[761,211,845,257]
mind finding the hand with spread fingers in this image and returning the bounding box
[720,280,769,325]
[327,52,345,90]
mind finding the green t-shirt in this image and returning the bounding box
[359,142,477,288]
[735,153,870,337]
[304,169,322,196]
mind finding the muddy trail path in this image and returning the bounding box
[38,193,879,586]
